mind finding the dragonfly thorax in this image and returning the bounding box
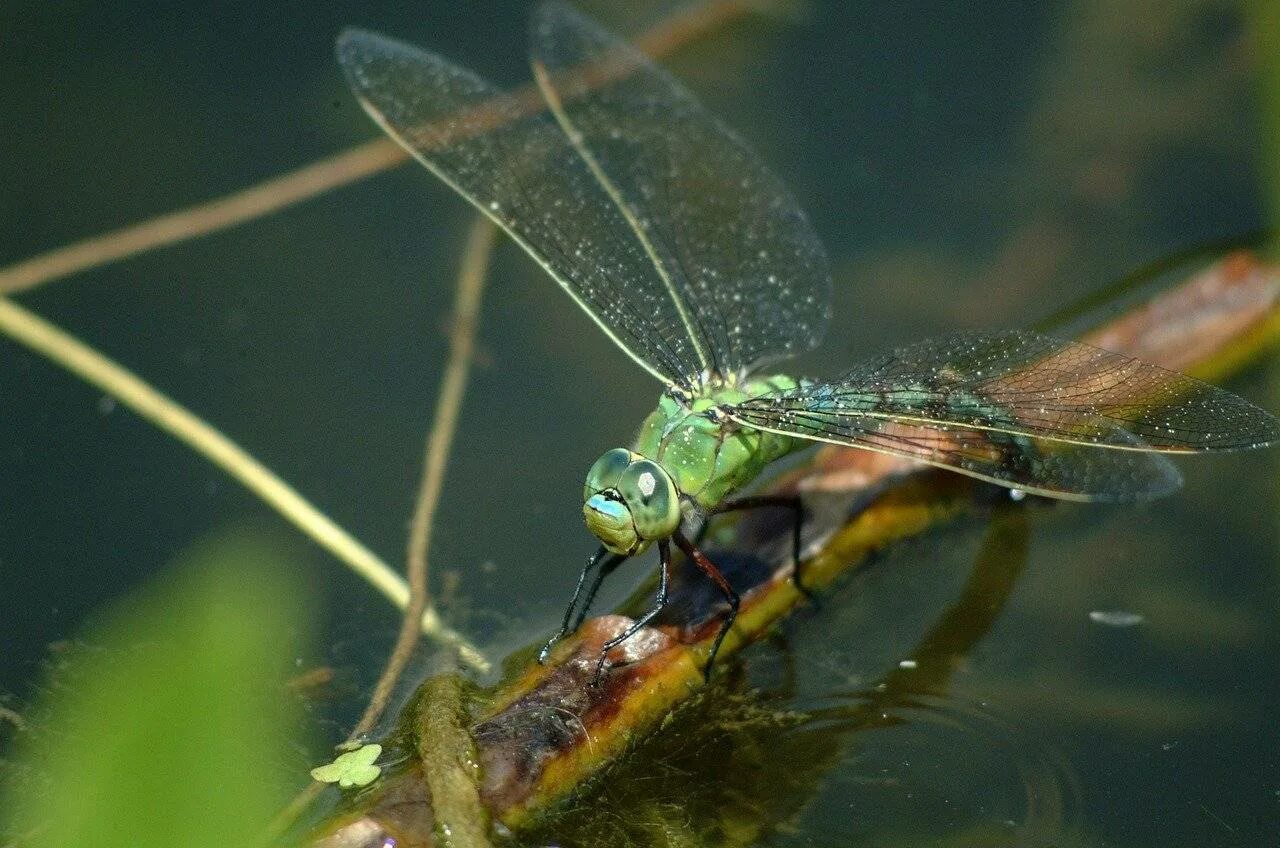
[630,376,809,510]
[582,449,680,556]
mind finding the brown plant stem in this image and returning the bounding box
[353,216,495,739]
[0,139,404,295]
[268,218,495,844]
[0,0,756,296]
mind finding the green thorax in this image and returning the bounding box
[631,374,808,510]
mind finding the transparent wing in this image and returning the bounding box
[738,412,1186,501]
[529,1,831,379]
[337,28,700,386]
[727,330,1280,500]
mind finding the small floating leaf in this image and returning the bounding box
[310,743,383,789]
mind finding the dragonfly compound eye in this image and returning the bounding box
[583,447,637,501]
[583,491,641,556]
[618,459,679,541]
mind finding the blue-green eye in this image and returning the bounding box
[583,448,634,500]
[617,460,679,541]
[583,493,643,556]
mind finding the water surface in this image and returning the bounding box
[1,2,1275,845]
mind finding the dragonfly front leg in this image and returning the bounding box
[539,546,626,664]
[592,540,672,686]
[569,550,628,634]
[709,495,809,597]
[673,530,740,680]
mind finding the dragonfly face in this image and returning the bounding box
[582,449,680,556]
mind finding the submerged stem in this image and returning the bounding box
[416,675,493,848]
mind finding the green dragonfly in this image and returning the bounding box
[338,2,1279,681]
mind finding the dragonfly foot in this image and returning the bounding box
[537,634,560,665]
[793,565,820,606]
[590,653,610,687]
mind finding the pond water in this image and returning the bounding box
[1,1,1276,845]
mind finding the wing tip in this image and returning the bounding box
[335,26,375,58]
[335,26,423,70]
[1208,395,1280,451]
[1252,405,1280,448]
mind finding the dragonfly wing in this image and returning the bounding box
[529,1,831,380]
[732,406,1184,501]
[727,329,1280,501]
[337,28,703,386]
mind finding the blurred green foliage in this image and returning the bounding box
[0,533,312,848]
[1249,0,1280,238]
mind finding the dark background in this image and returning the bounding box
[2,1,1276,844]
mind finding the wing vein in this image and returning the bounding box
[532,59,712,376]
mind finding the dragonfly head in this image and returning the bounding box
[583,448,680,556]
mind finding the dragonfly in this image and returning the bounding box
[337,2,1280,682]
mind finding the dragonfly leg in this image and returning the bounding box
[673,530,740,680]
[540,546,624,664]
[592,540,672,686]
[710,494,810,598]
[569,551,627,634]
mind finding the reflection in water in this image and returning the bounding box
[794,694,1080,847]
[789,505,1081,846]
[525,504,1087,847]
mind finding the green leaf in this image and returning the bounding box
[310,743,383,789]
[1,532,313,848]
